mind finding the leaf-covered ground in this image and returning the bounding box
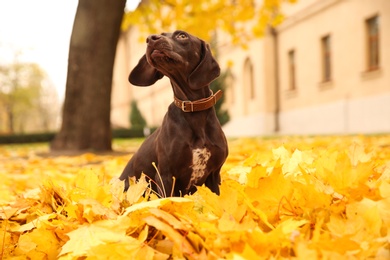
[1,135,390,259]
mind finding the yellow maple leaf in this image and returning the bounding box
[15,224,61,259]
[70,169,110,204]
[14,213,57,232]
[345,199,383,240]
[59,219,131,258]
[122,197,193,216]
[125,174,150,205]
[347,143,372,166]
[143,215,197,258]
[227,165,252,184]
[316,235,361,255]
[87,240,168,260]
[149,208,189,231]
[79,198,116,223]
[315,146,375,196]
[246,165,268,187]
[245,167,293,223]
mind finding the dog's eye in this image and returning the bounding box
[177,33,188,40]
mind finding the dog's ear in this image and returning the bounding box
[188,41,220,90]
[129,55,163,86]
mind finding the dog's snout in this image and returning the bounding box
[147,34,162,43]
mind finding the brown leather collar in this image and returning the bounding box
[174,90,223,112]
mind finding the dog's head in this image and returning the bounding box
[129,30,220,90]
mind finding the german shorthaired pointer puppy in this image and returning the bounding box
[119,30,228,197]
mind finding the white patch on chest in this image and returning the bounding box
[187,148,211,191]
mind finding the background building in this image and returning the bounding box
[111,0,390,136]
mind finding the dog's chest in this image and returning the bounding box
[186,147,211,190]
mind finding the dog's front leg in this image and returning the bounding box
[204,169,221,195]
[154,169,173,198]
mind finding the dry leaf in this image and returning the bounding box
[1,136,390,258]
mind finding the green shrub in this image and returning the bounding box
[0,132,56,144]
[129,101,147,129]
[0,128,157,144]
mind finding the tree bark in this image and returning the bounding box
[51,0,126,151]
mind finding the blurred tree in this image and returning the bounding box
[122,0,297,46]
[51,0,126,151]
[129,100,147,129]
[0,61,57,133]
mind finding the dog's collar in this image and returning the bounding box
[173,90,223,112]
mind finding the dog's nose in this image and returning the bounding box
[146,34,162,43]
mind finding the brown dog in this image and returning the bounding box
[119,30,228,197]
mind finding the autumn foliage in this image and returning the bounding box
[123,0,297,45]
[1,135,390,259]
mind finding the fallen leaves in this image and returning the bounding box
[1,135,390,259]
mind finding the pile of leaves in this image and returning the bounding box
[1,135,390,259]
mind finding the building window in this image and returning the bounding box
[226,70,235,104]
[243,58,255,100]
[288,50,296,90]
[366,15,380,71]
[321,35,331,82]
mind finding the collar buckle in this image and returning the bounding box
[181,100,194,112]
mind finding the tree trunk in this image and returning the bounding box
[51,0,126,152]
